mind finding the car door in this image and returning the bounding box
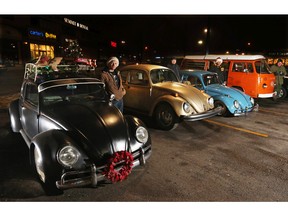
[20,82,39,140]
[228,61,256,95]
[122,69,151,113]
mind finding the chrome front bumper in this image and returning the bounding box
[181,106,222,121]
[233,104,259,116]
[56,146,152,190]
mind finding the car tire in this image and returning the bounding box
[154,103,178,131]
[214,101,230,117]
[278,86,287,99]
[31,145,63,196]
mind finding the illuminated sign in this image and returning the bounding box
[29,30,56,39]
[45,32,56,39]
[64,18,89,31]
[111,41,117,48]
[29,30,44,37]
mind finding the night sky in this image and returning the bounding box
[73,15,288,56]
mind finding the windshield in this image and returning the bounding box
[40,83,107,107]
[203,73,220,86]
[255,60,272,74]
[150,69,178,84]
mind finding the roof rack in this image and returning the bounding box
[24,63,80,83]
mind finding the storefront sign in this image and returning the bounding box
[29,29,56,40]
[29,30,44,37]
[64,18,89,31]
[45,32,56,39]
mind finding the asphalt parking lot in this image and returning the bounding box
[0,66,288,202]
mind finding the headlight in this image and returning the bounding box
[136,126,149,143]
[234,100,240,109]
[57,146,80,168]
[183,102,191,113]
[208,97,214,106]
[250,97,254,105]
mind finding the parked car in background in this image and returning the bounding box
[119,64,221,130]
[181,55,276,99]
[0,63,7,72]
[180,70,257,116]
[9,63,152,195]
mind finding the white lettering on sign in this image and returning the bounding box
[64,18,89,30]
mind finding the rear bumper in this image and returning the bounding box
[181,106,222,121]
[56,146,152,190]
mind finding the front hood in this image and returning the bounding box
[46,102,129,162]
[154,82,212,112]
[207,84,250,103]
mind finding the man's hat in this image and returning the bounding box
[215,57,223,64]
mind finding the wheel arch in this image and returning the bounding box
[153,101,180,131]
[9,99,22,132]
[150,95,184,117]
[231,86,244,92]
[124,115,152,149]
[214,100,231,116]
[30,130,76,181]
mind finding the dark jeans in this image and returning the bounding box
[112,99,124,113]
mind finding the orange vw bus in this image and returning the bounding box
[181,54,276,99]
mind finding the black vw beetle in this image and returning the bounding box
[9,63,152,195]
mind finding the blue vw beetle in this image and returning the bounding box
[180,70,257,116]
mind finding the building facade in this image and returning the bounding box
[0,15,98,65]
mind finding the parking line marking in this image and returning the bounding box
[203,119,269,138]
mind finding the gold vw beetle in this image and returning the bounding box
[120,64,221,130]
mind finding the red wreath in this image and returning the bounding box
[103,151,134,183]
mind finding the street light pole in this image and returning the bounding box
[205,17,210,55]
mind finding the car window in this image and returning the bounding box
[188,76,203,88]
[128,70,149,86]
[255,60,271,74]
[41,83,106,106]
[246,63,253,72]
[150,69,178,84]
[185,75,196,85]
[25,83,39,106]
[121,70,129,83]
[232,62,245,72]
[232,62,253,73]
[203,74,219,85]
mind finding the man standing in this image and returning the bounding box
[100,56,126,112]
[167,57,181,80]
[270,58,287,98]
[210,57,227,85]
